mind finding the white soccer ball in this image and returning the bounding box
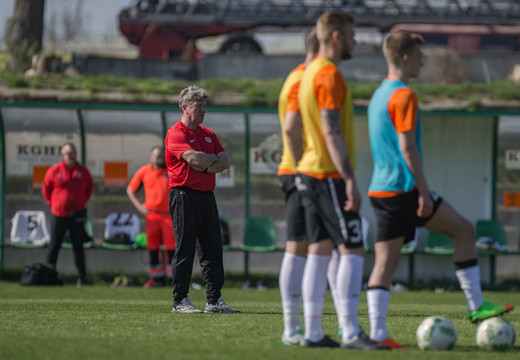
[476,317,516,351]
[416,315,457,350]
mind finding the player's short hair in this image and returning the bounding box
[305,27,319,56]
[383,31,425,65]
[179,85,208,113]
[316,10,355,44]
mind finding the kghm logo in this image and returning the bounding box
[17,144,62,157]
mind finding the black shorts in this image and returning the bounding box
[370,189,443,243]
[279,175,306,241]
[296,174,364,249]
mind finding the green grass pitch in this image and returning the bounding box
[0,281,518,360]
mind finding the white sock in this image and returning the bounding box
[455,265,484,312]
[327,249,341,328]
[279,252,306,337]
[367,288,390,342]
[337,254,364,342]
[302,254,331,342]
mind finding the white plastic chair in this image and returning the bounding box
[103,212,140,249]
[10,210,51,247]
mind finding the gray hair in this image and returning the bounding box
[179,85,208,112]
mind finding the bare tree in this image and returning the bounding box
[63,1,84,41]
[46,0,85,45]
[7,0,46,72]
[47,12,58,44]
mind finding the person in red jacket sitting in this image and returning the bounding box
[43,143,93,286]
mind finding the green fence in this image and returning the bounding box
[0,102,286,268]
[1,101,519,271]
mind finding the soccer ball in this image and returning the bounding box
[416,316,457,350]
[476,317,516,351]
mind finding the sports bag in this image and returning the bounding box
[20,263,63,286]
[105,232,132,245]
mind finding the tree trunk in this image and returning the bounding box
[7,0,46,72]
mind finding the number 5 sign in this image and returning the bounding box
[505,149,520,169]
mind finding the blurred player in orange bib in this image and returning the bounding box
[296,11,388,350]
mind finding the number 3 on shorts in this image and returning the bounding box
[347,218,362,244]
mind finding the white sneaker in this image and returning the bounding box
[204,297,240,313]
[171,297,202,313]
[282,325,304,345]
[282,333,304,346]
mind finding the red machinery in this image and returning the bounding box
[118,0,520,60]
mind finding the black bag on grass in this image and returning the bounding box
[20,263,63,286]
[106,232,132,245]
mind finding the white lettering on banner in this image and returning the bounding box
[505,149,520,169]
[215,166,235,188]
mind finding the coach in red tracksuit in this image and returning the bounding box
[43,142,93,286]
[166,85,239,314]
